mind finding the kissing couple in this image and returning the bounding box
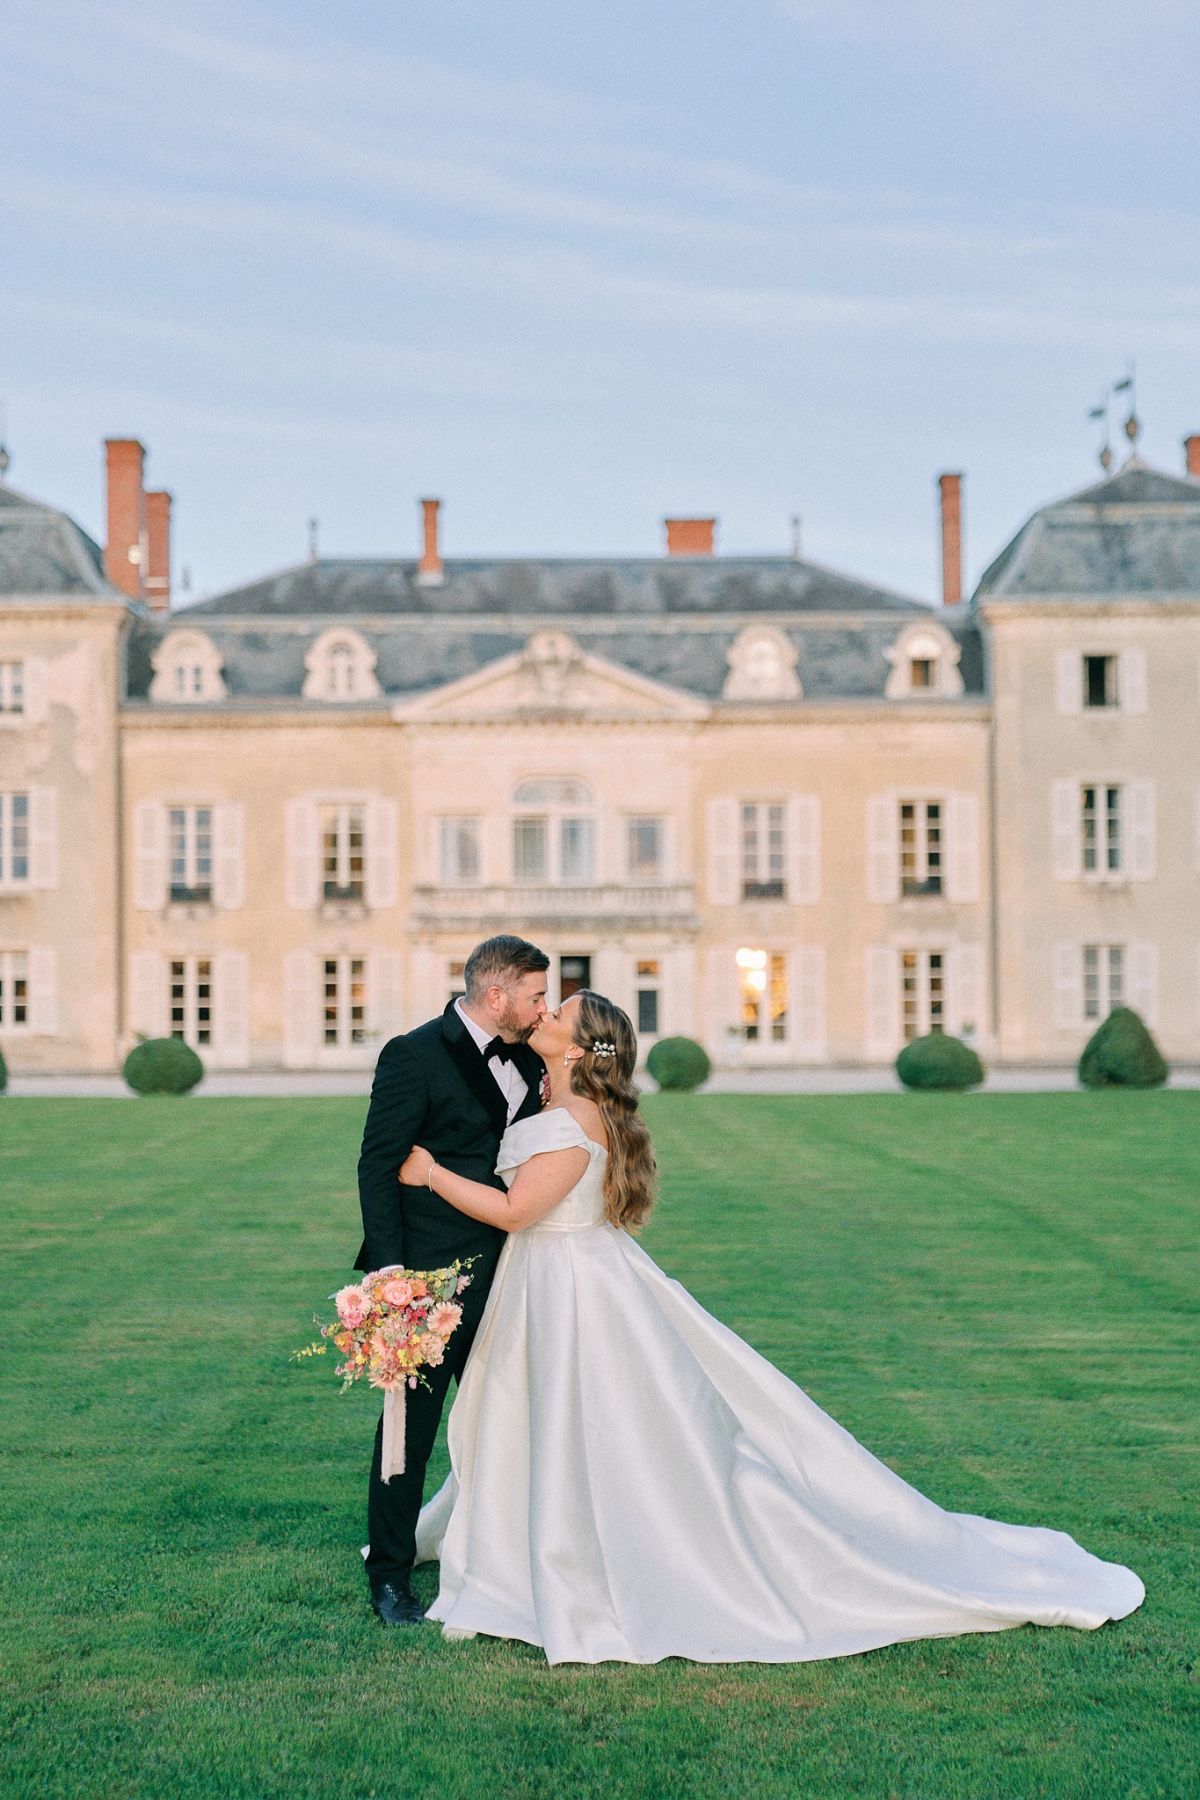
[353,934,1142,1665]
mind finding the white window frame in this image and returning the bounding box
[322,954,368,1049]
[301,628,381,702]
[0,792,30,887]
[149,630,227,704]
[627,816,666,881]
[899,799,944,898]
[0,950,29,1031]
[169,806,214,902]
[900,947,947,1041]
[169,956,213,1049]
[1082,944,1124,1021]
[1081,784,1122,879]
[0,662,24,714]
[740,802,786,900]
[511,778,595,885]
[321,803,366,901]
[440,816,482,885]
[735,946,789,1045]
[635,958,661,1037]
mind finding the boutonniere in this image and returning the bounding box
[539,1071,551,1108]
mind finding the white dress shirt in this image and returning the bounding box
[454,998,529,1124]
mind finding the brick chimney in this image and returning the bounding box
[664,517,716,556]
[1185,435,1200,479]
[417,497,444,586]
[104,439,147,600]
[937,472,963,607]
[144,490,172,610]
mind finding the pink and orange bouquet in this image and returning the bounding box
[297,1261,473,1395]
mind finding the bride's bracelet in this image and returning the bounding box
[427,1162,439,1193]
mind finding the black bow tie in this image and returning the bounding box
[484,1036,520,1065]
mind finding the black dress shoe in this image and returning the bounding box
[371,1580,425,1626]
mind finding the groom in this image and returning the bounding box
[355,934,550,1624]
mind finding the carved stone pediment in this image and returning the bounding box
[392,630,709,724]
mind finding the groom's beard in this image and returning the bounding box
[495,999,535,1044]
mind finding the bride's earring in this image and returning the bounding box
[564,1051,578,1068]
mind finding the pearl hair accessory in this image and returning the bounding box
[589,1041,616,1058]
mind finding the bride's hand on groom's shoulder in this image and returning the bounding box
[400,1145,435,1187]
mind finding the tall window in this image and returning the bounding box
[901,949,945,1040]
[0,663,24,713]
[636,959,660,1035]
[1083,945,1123,1020]
[441,817,481,884]
[628,818,665,880]
[512,779,594,884]
[1082,786,1121,875]
[1084,656,1118,709]
[324,956,367,1046]
[170,957,212,1048]
[322,804,365,901]
[0,793,29,885]
[736,947,787,1042]
[0,952,28,1029]
[741,803,785,900]
[900,801,942,897]
[169,807,213,903]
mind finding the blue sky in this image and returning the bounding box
[2,0,1198,599]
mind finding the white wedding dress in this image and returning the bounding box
[414,1109,1143,1665]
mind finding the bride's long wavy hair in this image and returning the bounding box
[568,991,657,1232]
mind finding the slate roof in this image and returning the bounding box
[0,481,117,598]
[974,461,1200,601]
[185,553,929,620]
[125,547,988,706]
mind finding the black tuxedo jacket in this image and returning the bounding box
[355,1002,545,1311]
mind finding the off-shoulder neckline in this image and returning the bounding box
[504,1106,608,1155]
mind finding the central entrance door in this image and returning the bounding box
[559,955,591,1001]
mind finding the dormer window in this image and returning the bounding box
[885,624,964,700]
[723,626,802,702]
[150,630,227,704]
[302,628,381,702]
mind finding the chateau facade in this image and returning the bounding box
[3,438,1200,1075]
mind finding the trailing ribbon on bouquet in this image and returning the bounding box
[293,1260,474,1482]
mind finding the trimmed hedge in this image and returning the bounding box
[1078,1007,1168,1089]
[896,1031,984,1091]
[646,1036,711,1093]
[123,1037,204,1095]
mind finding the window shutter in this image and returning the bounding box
[133,802,168,910]
[1128,779,1156,880]
[129,951,168,1039]
[28,787,58,889]
[285,799,319,909]
[864,945,899,1057]
[785,795,821,904]
[213,950,251,1068]
[1119,648,1147,715]
[704,946,742,1059]
[214,804,246,910]
[28,947,58,1035]
[865,797,899,903]
[23,658,49,724]
[705,798,739,906]
[366,797,400,909]
[950,944,985,1038]
[368,951,404,1044]
[1054,650,1081,716]
[1128,941,1159,1027]
[1195,784,1200,874]
[1051,780,1080,880]
[282,950,319,1067]
[1052,943,1083,1029]
[791,946,826,1061]
[946,792,981,903]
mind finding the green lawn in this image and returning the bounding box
[1,1094,1197,1800]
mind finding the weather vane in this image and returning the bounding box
[1089,363,1140,473]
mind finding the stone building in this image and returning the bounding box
[2,435,1199,1075]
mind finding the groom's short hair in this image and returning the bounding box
[464,935,550,1002]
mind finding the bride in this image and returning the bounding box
[397,991,1143,1666]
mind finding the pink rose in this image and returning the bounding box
[427,1302,462,1338]
[381,1278,414,1307]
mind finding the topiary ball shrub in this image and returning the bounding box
[1078,1006,1168,1089]
[123,1036,204,1095]
[895,1032,984,1091]
[645,1036,711,1093]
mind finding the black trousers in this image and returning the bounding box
[364,1308,482,1591]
